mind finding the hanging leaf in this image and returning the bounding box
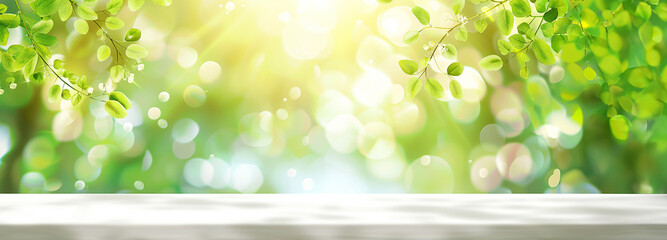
[479,55,503,70]
[425,78,444,98]
[510,0,531,17]
[447,62,464,76]
[449,79,462,99]
[77,5,98,20]
[58,0,73,21]
[125,28,142,41]
[97,45,111,62]
[442,44,457,59]
[31,0,61,17]
[407,77,422,98]
[109,91,132,110]
[106,0,123,15]
[403,30,420,45]
[74,19,89,35]
[34,33,57,46]
[129,0,146,11]
[105,17,125,30]
[398,60,419,75]
[48,84,62,102]
[105,100,128,118]
[452,0,465,15]
[475,19,488,33]
[532,39,556,65]
[455,27,468,41]
[497,9,514,36]
[497,39,512,55]
[126,44,149,59]
[412,6,430,25]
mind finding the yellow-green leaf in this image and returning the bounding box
[532,39,556,65]
[610,115,629,141]
[105,100,128,118]
[425,78,444,98]
[74,18,88,35]
[447,62,463,76]
[126,44,148,59]
[479,55,503,70]
[105,16,125,30]
[97,45,111,62]
[109,91,132,110]
[496,9,514,36]
[407,77,422,98]
[399,60,419,75]
[449,79,462,99]
[412,6,430,25]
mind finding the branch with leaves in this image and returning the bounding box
[0,0,171,119]
[381,0,667,141]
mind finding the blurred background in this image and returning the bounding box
[0,0,665,193]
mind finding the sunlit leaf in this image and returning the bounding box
[125,28,142,42]
[442,44,457,59]
[126,44,148,59]
[496,9,514,36]
[109,91,132,110]
[412,6,430,25]
[48,84,61,102]
[510,0,531,17]
[610,115,629,141]
[74,19,88,35]
[105,17,125,30]
[425,78,444,98]
[398,60,419,75]
[77,5,98,20]
[407,77,422,98]
[97,45,111,62]
[532,39,555,65]
[479,55,503,70]
[449,79,462,99]
[447,62,463,76]
[105,100,128,118]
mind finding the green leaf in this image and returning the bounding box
[129,0,146,11]
[377,0,393,3]
[107,0,123,15]
[77,5,98,20]
[71,93,82,107]
[510,0,531,17]
[110,65,125,82]
[74,19,88,35]
[0,4,6,14]
[33,33,57,46]
[32,19,54,34]
[31,0,61,17]
[559,43,584,63]
[544,8,558,22]
[54,59,64,69]
[475,19,488,33]
[447,62,464,76]
[58,0,72,21]
[610,115,629,141]
[497,9,514,36]
[455,27,468,41]
[22,52,38,78]
[0,52,18,72]
[61,89,71,100]
[0,28,8,46]
[425,78,444,98]
[402,30,419,45]
[442,44,457,59]
[126,44,148,59]
[532,39,555,65]
[449,79,462,99]
[109,91,132,110]
[398,60,419,75]
[636,2,652,21]
[48,84,61,102]
[406,77,422,98]
[497,39,512,55]
[125,28,142,41]
[0,14,21,28]
[105,16,125,30]
[541,22,554,37]
[517,22,531,35]
[479,55,503,70]
[97,45,111,62]
[452,0,465,15]
[412,6,430,25]
[105,100,128,118]
[509,34,526,49]
[599,55,621,76]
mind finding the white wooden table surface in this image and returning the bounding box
[0,194,665,240]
